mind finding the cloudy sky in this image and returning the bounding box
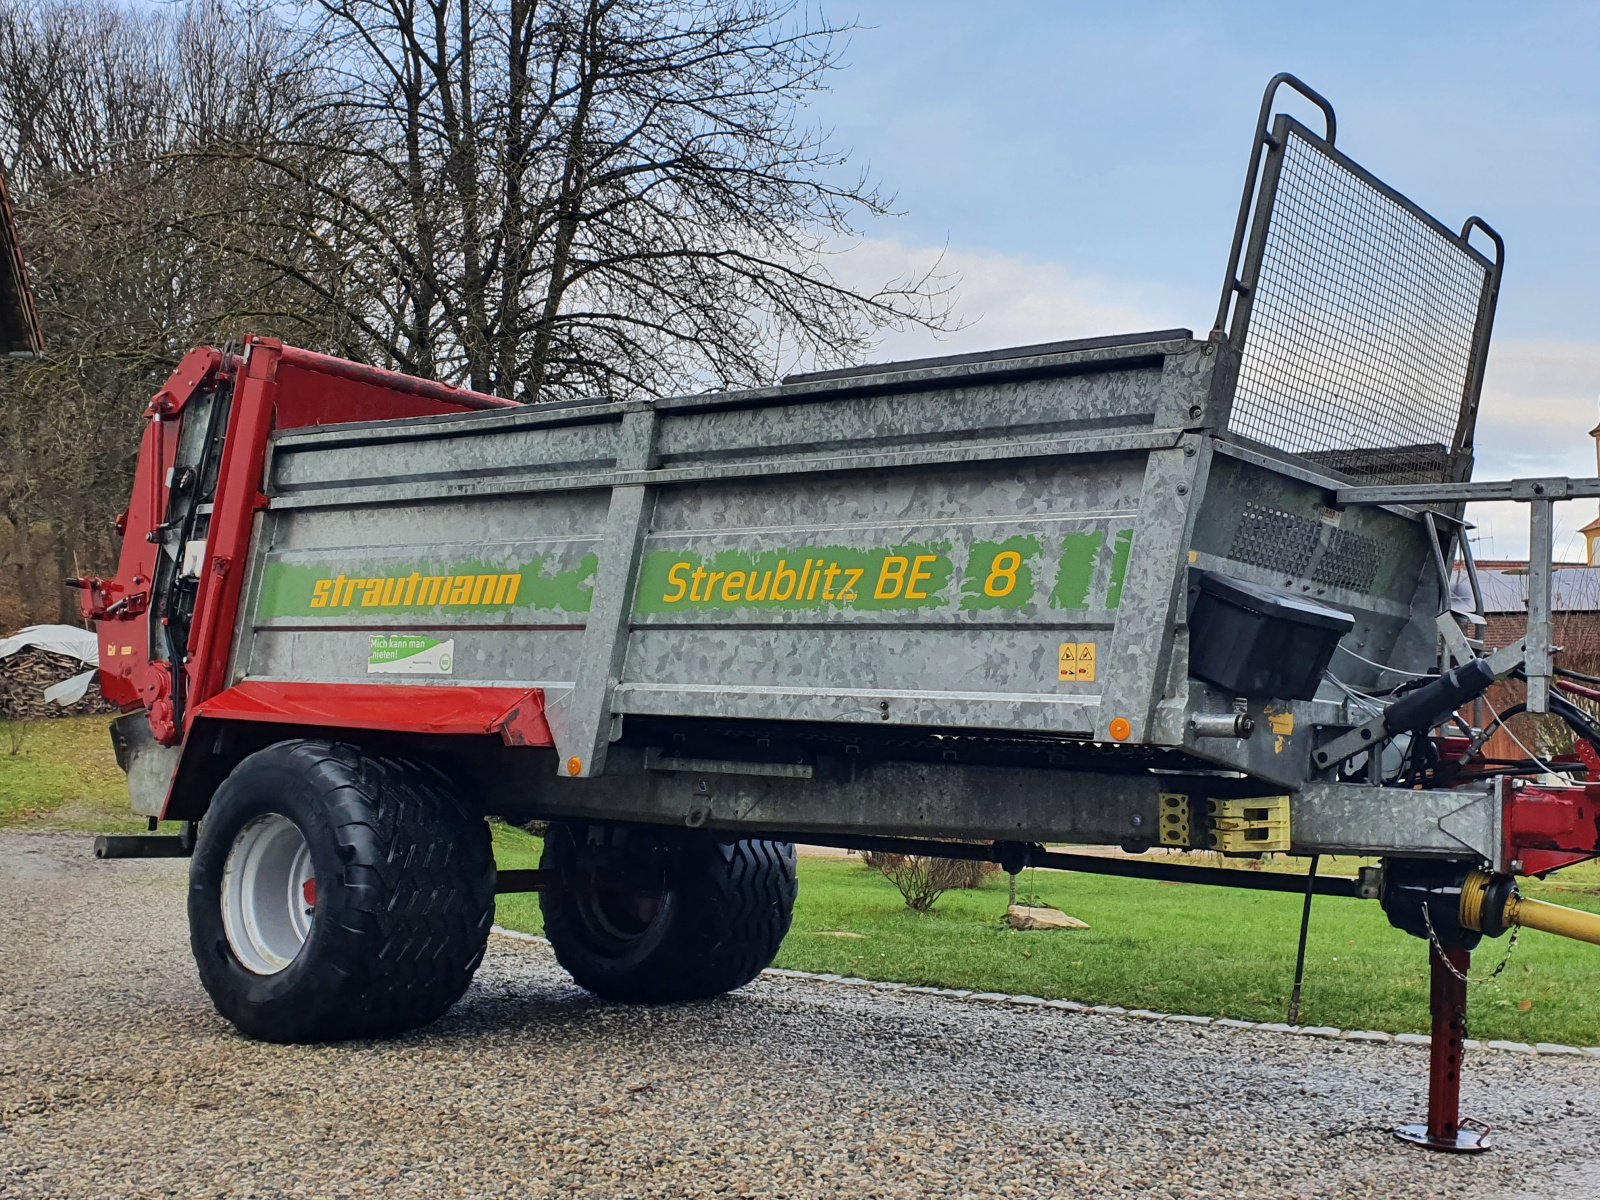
[807,0,1600,559]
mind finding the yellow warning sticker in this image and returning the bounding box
[1058,641,1097,682]
[1265,706,1295,754]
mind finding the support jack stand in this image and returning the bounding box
[1395,945,1491,1153]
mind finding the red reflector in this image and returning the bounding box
[303,878,317,907]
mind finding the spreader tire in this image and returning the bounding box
[540,822,796,1003]
[188,740,493,1043]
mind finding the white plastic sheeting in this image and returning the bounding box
[0,623,99,709]
[0,624,98,665]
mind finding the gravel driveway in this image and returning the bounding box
[2,832,1597,1199]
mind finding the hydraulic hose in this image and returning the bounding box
[1460,870,1600,947]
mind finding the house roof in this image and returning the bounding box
[1472,559,1588,571]
[1458,566,1600,614]
[0,157,43,356]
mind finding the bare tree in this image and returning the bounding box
[206,0,952,399]
[0,0,955,623]
[0,0,327,622]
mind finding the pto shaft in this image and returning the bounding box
[1460,870,1600,946]
[1497,894,1600,946]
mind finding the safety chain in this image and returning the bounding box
[1421,900,1521,986]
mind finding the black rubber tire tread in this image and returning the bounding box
[188,740,493,1043]
[540,823,797,1003]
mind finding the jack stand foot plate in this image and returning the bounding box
[1394,1121,1491,1154]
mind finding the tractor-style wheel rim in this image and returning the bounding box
[569,839,667,952]
[221,814,316,975]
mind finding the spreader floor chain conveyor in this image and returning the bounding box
[79,74,1600,1151]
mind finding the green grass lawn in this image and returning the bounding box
[0,715,151,832]
[6,720,1598,1043]
[493,825,1600,1046]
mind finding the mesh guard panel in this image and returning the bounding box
[1227,120,1496,485]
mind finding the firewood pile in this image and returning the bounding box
[0,648,116,721]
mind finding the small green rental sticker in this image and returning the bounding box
[368,634,454,676]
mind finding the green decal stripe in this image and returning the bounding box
[257,554,597,619]
[258,528,1136,621]
[1050,531,1105,610]
[1105,529,1134,610]
[960,536,1042,612]
[636,529,1132,615]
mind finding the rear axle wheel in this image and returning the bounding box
[540,821,796,1003]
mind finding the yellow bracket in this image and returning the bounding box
[1206,796,1290,853]
[1159,793,1191,848]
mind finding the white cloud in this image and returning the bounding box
[828,238,1600,562]
[830,237,1188,362]
[1466,339,1600,561]
[1473,340,1600,479]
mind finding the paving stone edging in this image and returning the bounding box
[491,925,1600,1059]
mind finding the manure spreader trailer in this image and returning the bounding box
[82,76,1600,1152]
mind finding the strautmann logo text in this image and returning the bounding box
[310,571,522,610]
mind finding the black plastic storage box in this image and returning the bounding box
[1186,570,1354,701]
